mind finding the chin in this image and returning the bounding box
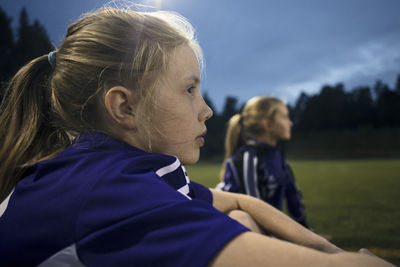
[180,153,200,165]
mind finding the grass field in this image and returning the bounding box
[185,159,400,265]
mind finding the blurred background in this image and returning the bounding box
[1,0,399,265]
[1,0,400,159]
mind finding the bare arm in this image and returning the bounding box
[211,189,339,253]
[211,189,395,266]
[210,231,395,267]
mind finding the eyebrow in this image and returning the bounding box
[184,75,200,84]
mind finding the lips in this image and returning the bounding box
[196,129,207,146]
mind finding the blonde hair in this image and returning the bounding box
[220,96,283,179]
[0,7,202,201]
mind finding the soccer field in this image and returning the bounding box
[185,159,400,265]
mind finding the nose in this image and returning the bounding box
[204,104,213,121]
[199,98,213,122]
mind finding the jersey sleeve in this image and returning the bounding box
[219,149,261,199]
[190,181,213,203]
[218,159,241,193]
[284,164,309,228]
[241,148,262,198]
[75,168,248,267]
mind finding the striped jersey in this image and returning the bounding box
[0,132,247,266]
[217,141,308,227]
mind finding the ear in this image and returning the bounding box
[104,86,137,129]
[261,119,273,131]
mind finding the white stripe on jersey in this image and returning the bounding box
[181,165,190,184]
[177,184,192,200]
[243,151,250,194]
[0,188,14,217]
[243,151,260,198]
[156,157,180,177]
[253,156,261,198]
[155,157,192,199]
[37,244,85,267]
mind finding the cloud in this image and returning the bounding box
[275,38,400,103]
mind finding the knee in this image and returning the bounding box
[227,210,262,233]
[228,210,252,225]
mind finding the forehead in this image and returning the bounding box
[166,44,200,81]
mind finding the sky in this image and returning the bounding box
[1,0,400,112]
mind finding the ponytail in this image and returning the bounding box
[219,113,244,180]
[0,7,204,201]
[0,55,70,201]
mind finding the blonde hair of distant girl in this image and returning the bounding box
[0,7,203,201]
[220,96,283,179]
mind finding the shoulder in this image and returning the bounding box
[22,134,184,218]
[232,144,256,159]
[57,132,178,178]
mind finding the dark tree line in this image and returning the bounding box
[202,78,400,158]
[1,7,399,159]
[201,94,241,159]
[0,6,52,99]
[289,78,400,131]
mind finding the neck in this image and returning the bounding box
[256,133,278,147]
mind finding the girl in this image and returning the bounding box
[217,96,310,227]
[0,7,394,267]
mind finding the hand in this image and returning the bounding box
[359,248,378,257]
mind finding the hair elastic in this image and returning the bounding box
[48,51,56,68]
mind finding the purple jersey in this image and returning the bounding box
[217,141,308,227]
[0,132,247,266]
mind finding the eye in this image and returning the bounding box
[187,86,195,95]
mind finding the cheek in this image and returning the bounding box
[283,123,292,138]
[276,123,290,136]
[154,114,193,144]
[151,97,197,141]
[283,124,291,135]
